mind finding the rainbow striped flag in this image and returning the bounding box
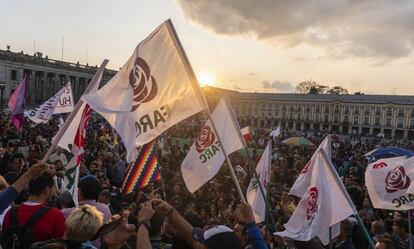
[121,140,161,194]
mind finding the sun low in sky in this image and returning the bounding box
[197,71,216,87]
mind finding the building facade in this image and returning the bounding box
[204,87,414,139]
[0,47,117,109]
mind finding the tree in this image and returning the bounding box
[295,80,318,94]
[327,86,349,95]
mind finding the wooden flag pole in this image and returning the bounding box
[320,149,375,249]
[40,59,109,164]
[166,20,246,202]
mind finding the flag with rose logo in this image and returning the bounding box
[181,98,245,193]
[83,20,206,163]
[275,148,354,245]
[366,156,414,210]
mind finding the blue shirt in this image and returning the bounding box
[0,186,19,214]
[246,222,267,249]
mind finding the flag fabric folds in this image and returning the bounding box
[289,135,332,198]
[54,82,75,114]
[8,76,28,130]
[241,126,252,144]
[181,98,245,193]
[246,141,271,223]
[121,140,161,194]
[63,104,93,206]
[365,156,414,210]
[270,127,281,139]
[26,82,71,124]
[83,20,206,163]
[275,148,354,245]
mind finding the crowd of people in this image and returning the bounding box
[1,112,414,249]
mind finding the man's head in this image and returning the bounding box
[78,176,101,201]
[28,172,56,203]
[371,221,385,236]
[393,218,409,236]
[375,234,394,249]
[192,225,242,249]
[9,153,24,172]
[339,219,354,240]
[89,161,100,174]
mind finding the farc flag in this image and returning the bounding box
[275,148,355,245]
[121,140,161,194]
[366,156,414,210]
[246,141,271,223]
[83,20,207,163]
[8,76,28,130]
[63,104,93,206]
[26,82,70,124]
[289,135,332,197]
[181,98,245,193]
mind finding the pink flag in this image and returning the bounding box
[8,76,28,130]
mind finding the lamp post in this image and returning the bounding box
[0,81,5,113]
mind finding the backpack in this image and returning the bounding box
[1,206,51,249]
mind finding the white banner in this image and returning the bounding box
[26,83,69,124]
[181,98,245,193]
[54,82,75,114]
[366,156,414,210]
[247,141,271,223]
[83,20,206,163]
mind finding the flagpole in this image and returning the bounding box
[40,59,108,164]
[408,211,413,249]
[329,226,333,249]
[166,20,246,203]
[320,149,375,249]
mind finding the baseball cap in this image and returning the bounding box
[192,225,242,249]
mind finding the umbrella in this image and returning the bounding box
[281,137,315,147]
[365,147,414,161]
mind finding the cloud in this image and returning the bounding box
[176,0,414,60]
[261,80,295,92]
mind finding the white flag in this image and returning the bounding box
[275,149,354,245]
[247,141,271,223]
[83,20,206,162]
[26,83,70,124]
[289,135,331,197]
[181,98,245,193]
[270,127,281,139]
[366,156,414,210]
[54,82,75,114]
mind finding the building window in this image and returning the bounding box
[354,116,359,125]
[386,107,393,116]
[306,114,310,121]
[324,106,329,114]
[314,114,320,122]
[334,105,340,114]
[375,107,381,116]
[306,105,310,112]
[315,105,320,113]
[282,105,286,111]
[385,117,392,127]
[344,105,350,115]
[363,116,370,126]
[333,116,339,124]
[354,106,360,115]
[364,106,371,116]
[397,118,404,128]
[410,118,414,129]
[398,108,405,117]
[10,70,17,80]
[275,111,279,117]
[343,116,349,123]
[374,117,380,126]
[324,114,329,122]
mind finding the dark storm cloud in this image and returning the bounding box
[177,0,414,59]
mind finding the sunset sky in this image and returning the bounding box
[2,0,414,94]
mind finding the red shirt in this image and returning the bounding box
[3,202,66,242]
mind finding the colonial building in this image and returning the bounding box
[204,86,414,139]
[0,47,117,109]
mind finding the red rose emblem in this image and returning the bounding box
[385,166,411,193]
[306,187,318,220]
[195,126,216,153]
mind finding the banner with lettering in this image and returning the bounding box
[83,20,206,163]
[181,98,245,193]
[26,82,70,124]
[54,82,75,114]
[366,156,414,210]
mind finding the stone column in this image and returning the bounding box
[358,126,363,135]
[300,122,305,131]
[404,130,408,139]
[348,126,352,135]
[339,125,343,133]
[391,129,396,138]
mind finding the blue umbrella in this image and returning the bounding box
[365,147,414,162]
